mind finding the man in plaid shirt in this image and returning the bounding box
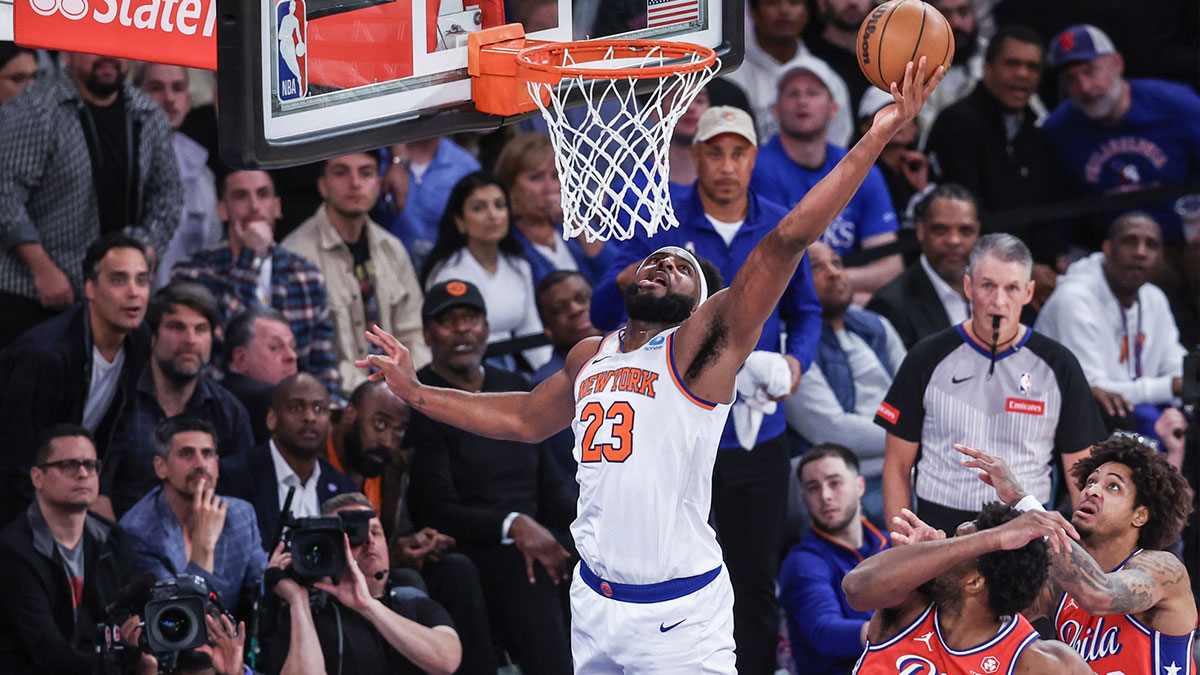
[171,169,343,403]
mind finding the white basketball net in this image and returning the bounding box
[524,45,719,242]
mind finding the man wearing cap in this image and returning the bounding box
[925,24,1066,301]
[590,105,821,674]
[1044,24,1200,248]
[751,60,903,300]
[725,0,854,146]
[1044,23,1200,342]
[405,279,577,675]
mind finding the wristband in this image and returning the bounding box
[1013,494,1044,513]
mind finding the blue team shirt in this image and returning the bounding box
[1043,78,1200,243]
[750,138,898,255]
[378,138,481,270]
[779,519,889,674]
[589,183,822,449]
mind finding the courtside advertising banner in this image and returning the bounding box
[15,0,217,69]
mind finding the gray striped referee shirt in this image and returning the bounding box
[0,71,180,299]
[875,324,1105,511]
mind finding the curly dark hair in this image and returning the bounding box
[974,502,1049,617]
[1070,436,1194,551]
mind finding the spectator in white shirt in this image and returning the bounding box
[725,0,854,145]
[1035,212,1187,440]
[786,241,906,524]
[420,172,549,371]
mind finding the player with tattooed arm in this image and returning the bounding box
[842,500,1093,675]
[958,438,1196,675]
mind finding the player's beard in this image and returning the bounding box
[928,568,969,615]
[623,284,695,324]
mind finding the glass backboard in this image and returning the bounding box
[217,0,742,167]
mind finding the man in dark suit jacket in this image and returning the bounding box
[0,234,152,525]
[406,280,576,675]
[868,185,981,349]
[218,372,355,552]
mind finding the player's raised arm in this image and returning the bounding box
[843,508,1075,612]
[359,324,590,444]
[694,58,942,353]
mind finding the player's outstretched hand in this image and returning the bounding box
[955,444,1026,505]
[871,56,945,140]
[890,508,945,546]
[358,324,420,401]
[996,510,1079,554]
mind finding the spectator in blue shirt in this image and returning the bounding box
[750,58,903,300]
[379,137,481,273]
[1044,24,1200,246]
[119,416,267,615]
[494,132,615,287]
[101,282,254,519]
[590,105,821,675]
[779,443,889,674]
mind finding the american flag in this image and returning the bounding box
[647,0,700,28]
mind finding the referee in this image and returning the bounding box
[874,234,1106,533]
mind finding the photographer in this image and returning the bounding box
[119,416,268,614]
[0,424,143,674]
[266,492,461,675]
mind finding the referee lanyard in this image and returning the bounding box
[1120,301,1143,379]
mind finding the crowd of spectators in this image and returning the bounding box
[0,0,1197,672]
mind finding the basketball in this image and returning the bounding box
[856,0,955,93]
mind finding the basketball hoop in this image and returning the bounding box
[469,26,719,242]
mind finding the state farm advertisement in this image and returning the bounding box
[16,0,217,70]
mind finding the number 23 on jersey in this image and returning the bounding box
[579,401,635,463]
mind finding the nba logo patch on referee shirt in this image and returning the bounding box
[1018,372,1032,395]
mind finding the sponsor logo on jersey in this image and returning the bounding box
[578,367,659,400]
[1059,616,1124,661]
[980,655,1000,673]
[1005,397,1045,415]
[913,632,935,651]
[1018,372,1032,395]
[647,335,666,348]
[877,401,900,424]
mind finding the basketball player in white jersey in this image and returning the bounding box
[361,58,944,672]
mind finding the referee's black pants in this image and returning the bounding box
[711,433,790,675]
[916,498,982,534]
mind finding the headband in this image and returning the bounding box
[637,245,709,307]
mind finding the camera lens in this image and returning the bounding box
[300,536,334,569]
[157,607,192,643]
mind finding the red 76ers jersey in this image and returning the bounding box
[853,604,1039,675]
[1055,550,1197,675]
[569,327,731,586]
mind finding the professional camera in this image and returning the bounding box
[283,509,374,581]
[143,575,214,654]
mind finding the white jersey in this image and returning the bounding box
[570,326,731,585]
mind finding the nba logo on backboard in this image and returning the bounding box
[1018,372,1032,395]
[276,0,307,102]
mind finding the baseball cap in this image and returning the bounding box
[1048,24,1116,68]
[693,106,757,146]
[776,55,842,98]
[422,279,486,322]
[857,87,895,120]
